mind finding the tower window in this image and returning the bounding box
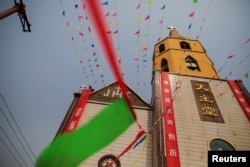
[161,58,169,72]
[185,56,200,71]
[159,43,165,53]
[180,41,191,50]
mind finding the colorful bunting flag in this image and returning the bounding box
[135,30,140,35]
[188,11,195,17]
[245,73,248,79]
[145,14,150,20]
[36,98,135,167]
[160,4,165,10]
[136,3,141,9]
[193,0,198,3]
[227,54,234,59]
[102,1,108,5]
[188,23,192,29]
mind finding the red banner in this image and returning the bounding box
[161,72,180,167]
[65,89,92,133]
[228,80,250,121]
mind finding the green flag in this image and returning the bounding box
[193,0,198,3]
[36,98,135,167]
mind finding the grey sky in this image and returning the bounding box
[0,0,249,166]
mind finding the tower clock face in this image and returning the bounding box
[98,154,121,167]
[209,138,235,151]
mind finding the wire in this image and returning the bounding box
[0,94,36,164]
[0,127,28,167]
[0,138,22,167]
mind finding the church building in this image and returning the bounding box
[56,28,250,167]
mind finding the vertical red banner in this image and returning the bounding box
[64,89,91,133]
[161,72,180,167]
[228,80,250,121]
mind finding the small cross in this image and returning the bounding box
[167,25,176,30]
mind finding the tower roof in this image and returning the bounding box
[169,29,187,39]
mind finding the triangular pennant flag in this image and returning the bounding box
[102,1,108,5]
[135,30,140,35]
[104,12,109,17]
[193,0,198,3]
[145,14,150,20]
[74,4,79,9]
[136,3,141,9]
[78,15,84,20]
[36,98,135,167]
[113,30,118,34]
[146,0,151,5]
[227,54,234,59]
[188,23,192,29]
[245,73,248,79]
[112,12,117,17]
[188,11,195,17]
[135,16,140,22]
[159,19,163,24]
[160,4,165,10]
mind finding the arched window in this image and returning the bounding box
[185,56,200,71]
[180,41,191,50]
[161,58,169,72]
[208,138,235,151]
[159,43,165,53]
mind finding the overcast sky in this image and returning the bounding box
[0,0,249,166]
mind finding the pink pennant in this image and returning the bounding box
[227,54,234,59]
[133,58,139,61]
[145,14,150,20]
[159,19,163,24]
[136,3,141,9]
[104,12,109,17]
[113,30,118,34]
[112,12,117,17]
[135,30,140,35]
[79,32,84,36]
[188,11,195,17]
[142,47,148,51]
[78,15,84,19]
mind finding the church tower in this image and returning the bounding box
[151,27,250,167]
[153,26,219,79]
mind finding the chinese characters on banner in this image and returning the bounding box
[228,80,250,121]
[64,89,92,133]
[161,72,180,167]
[191,80,224,123]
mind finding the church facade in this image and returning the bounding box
[56,28,250,167]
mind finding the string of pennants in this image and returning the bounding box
[57,0,249,164]
[60,0,107,88]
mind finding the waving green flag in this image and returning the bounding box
[36,98,134,167]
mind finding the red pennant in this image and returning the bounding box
[188,11,195,17]
[227,54,234,59]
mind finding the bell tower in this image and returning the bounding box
[153,26,219,79]
[151,27,250,167]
